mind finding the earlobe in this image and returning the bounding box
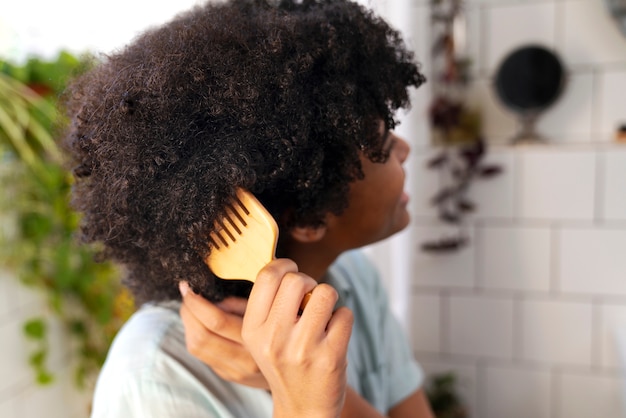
[289,224,328,243]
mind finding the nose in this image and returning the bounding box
[395,136,410,164]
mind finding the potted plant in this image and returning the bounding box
[423,0,502,253]
[0,52,133,387]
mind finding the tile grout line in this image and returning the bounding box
[551,367,561,418]
[550,223,560,296]
[591,298,603,372]
[594,149,605,225]
[512,294,524,362]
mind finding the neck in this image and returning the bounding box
[283,238,341,283]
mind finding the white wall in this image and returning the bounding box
[362,0,434,333]
[0,0,203,62]
[404,0,626,417]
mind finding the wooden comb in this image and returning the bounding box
[205,189,311,309]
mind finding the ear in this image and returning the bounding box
[289,223,328,243]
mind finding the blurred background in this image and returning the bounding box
[1,0,625,417]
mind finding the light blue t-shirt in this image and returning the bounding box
[90,250,423,417]
[329,250,424,410]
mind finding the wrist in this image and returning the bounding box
[273,407,340,418]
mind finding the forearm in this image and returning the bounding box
[274,406,342,418]
[388,389,434,418]
[340,387,434,418]
[340,387,385,418]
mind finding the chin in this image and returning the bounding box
[396,208,411,230]
[381,213,411,242]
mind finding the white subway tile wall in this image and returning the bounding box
[478,225,552,292]
[410,151,445,218]
[467,80,518,143]
[600,304,626,369]
[484,2,557,72]
[484,366,552,418]
[468,149,518,219]
[448,295,515,359]
[413,225,477,288]
[520,299,593,366]
[603,150,626,221]
[401,84,433,149]
[466,5,483,79]
[558,373,624,418]
[410,293,442,353]
[410,0,626,416]
[600,71,626,137]
[559,228,626,295]
[562,0,626,67]
[518,150,596,221]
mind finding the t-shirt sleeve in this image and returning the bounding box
[379,289,425,408]
[357,251,425,409]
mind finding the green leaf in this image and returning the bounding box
[69,320,86,336]
[23,318,46,339]
[36,371,54,385]
[20,212,53,241]
[52,241,75,290]
[29,349,46,367]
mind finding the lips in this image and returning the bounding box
[399,191,410,206]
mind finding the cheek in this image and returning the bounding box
[361,190,402,228]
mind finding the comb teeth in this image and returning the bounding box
[209,195,251,249]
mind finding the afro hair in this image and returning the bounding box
[61,0,426,304]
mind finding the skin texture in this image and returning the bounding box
[241,259,353,417]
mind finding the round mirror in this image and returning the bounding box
[494,45,566,144]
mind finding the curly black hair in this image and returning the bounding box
[61,0,426,305]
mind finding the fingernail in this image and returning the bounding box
[179,281,189,297]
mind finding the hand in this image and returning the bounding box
[179,283,269,389]
[242,259,354,418]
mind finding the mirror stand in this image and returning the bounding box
[511,111,546,145]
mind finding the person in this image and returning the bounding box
[61,0,431,416]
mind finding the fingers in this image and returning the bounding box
[297,284,339,334]
[180,302,237,355]
[296,284,353,353]
[265,272,318,326]
[244,258,307,328]
[216,297,248,316]
[179,281,244,343]
[230,258,353,415]
[241,274,352,417]
[326,306,354,356]
[179,302,270,389]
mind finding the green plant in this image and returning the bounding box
[0,52,133,387]
[423,0,502,253]
[425,372,469,418]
